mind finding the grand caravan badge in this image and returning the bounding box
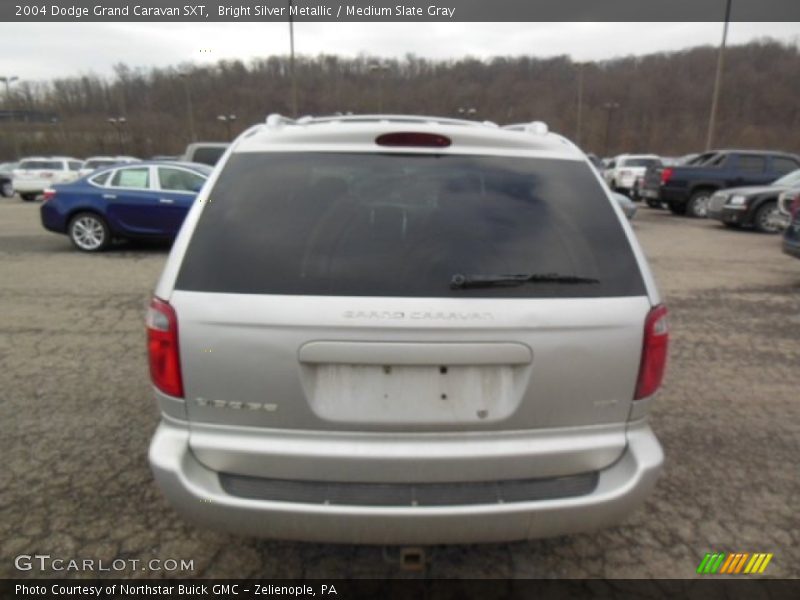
[342,310,494,321]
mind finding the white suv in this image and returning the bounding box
[13,156,82,201]
[147,114,667,544]
[604,154,662,195]
[77,155,140,178]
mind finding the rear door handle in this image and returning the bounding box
[159,198,174,204]
[102,194,116,199]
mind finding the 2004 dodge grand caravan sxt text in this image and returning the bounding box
[147,114,668,544]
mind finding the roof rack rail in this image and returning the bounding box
[502,121,549,135]
[265,113,296,128]
[265,113,497,129]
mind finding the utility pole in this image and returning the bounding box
[369,63,390,113]
[0,75,20,157]
[288,0,298,116]
[705,0,732,151]
[575,63,584,147]
[180,72,196,142]
[602,101,620,157]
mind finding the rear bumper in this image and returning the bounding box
[12,180,47,194]
[40,203,67,233]
[659,187,688,206]
[149,418,663,544]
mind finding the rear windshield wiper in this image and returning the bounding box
[450,273,600,289]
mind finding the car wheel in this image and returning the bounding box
[687,190,712,218]
[646,198,661,209]
[668,201,687,215]
[68,212,111,252]
[20,193,38,202]
[0,181,13,198]
[753,201,781,234]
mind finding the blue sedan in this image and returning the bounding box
[40,161,212,252]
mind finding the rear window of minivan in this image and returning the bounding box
[176,153,646,298]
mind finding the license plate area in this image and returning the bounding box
[305,364,522,425]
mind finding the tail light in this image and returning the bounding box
[376,132,451,147]
[788,193,800,219]
[42,188,56,202]
[634,305,669,400]
[660,168,673,185]
[146,297,183,398]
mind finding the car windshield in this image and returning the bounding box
[622,158,659,168]
[85,159,117,169]
[772,169,800,187]
[176,153,645,299]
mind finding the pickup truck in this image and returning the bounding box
[182,142,229,166]
[640,150,800,218]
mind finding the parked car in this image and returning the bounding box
[782,197,800,260]
[0,161,17,197]
[40,161,211,252]
[604,154,661,196]
[13,156,83,201]
[707,168,800,233]
[640,149,800,218]
[147,114,667,544]
[777,187,800,227]
[78,155,140,178]
[612,191,637,219]
[640,153,713,208]
[181,142,229,166]
[585,152,603,172]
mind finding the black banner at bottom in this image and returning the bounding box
[2,579,800,600]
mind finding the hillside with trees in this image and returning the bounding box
[1,39,798,160]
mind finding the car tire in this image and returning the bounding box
[68,212,111,252]
[687,190,713,218]
[668,201,687,215]
[20,193,38,202]
[753,201,781,234]
[646,198,661,209]
[0,181,13,198]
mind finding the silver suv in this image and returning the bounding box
[148,114,667,544]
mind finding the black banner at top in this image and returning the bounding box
[3,0,800,22]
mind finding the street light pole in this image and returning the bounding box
[180,72,196,142]
[457,107,477,119]
[0,75,20,157]
[217,114,237,141]
[705,0,733,151]
[107,117,127,154]
[288,0,298,117]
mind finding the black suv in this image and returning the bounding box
[640,150,800,218]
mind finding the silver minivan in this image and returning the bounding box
[148,115,667,544]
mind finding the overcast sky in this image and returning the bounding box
[0,22,798,81]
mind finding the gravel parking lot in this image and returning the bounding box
[1,199,798,579]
